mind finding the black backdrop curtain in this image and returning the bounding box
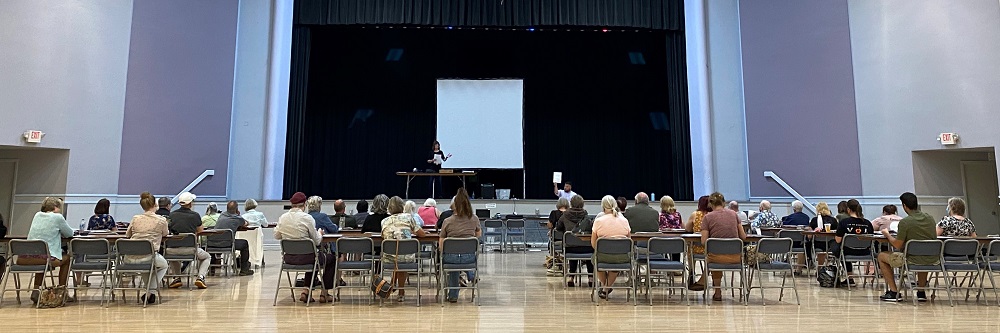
[285,0,692,201]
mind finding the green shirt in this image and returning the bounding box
[27,212,74,259]
[898,210,938,265]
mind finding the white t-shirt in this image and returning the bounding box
[557,190,576,200]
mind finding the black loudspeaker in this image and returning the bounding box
[480,183,495,199]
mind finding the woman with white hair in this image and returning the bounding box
[404,200,425,226]
[417,198,441,228]
[306,196,339,234]
[590,195,631,300]
[751,200,780,230]
[240,199,267,267]
[202,202,220,228]
[938,197,977,237]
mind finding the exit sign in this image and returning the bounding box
[23,130,44,143]
[939,132,958,145]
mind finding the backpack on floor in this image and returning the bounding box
[817,265,838,288]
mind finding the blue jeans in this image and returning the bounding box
[443,253,477,299]
[428,175,442,198]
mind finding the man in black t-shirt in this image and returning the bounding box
[833,215,874,286]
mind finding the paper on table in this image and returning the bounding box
[552,172,562,183]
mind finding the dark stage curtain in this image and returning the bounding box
[295,0,684,31]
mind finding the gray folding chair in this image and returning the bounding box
[562,231,592,288]
[381,239,422,306]
[977,240,1000,306]
[645,237,687,305]
[900,239,951,306]
[69,238,113,305]
[334,237,375,305]
[942,239,980,304]
[505,219,527,252]
[705,238,747,306]
[481,220,505,253]
[112,239,158,308]
[776,230,807,274]
[592,238,636,306]
[750,237,800,305]
[0,240,56,308]
[274,239,322,306]
[439,237,480,306]
[205,229,236,277]
[163,233,198,290]
[838,235,878,290]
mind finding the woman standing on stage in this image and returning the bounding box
[426,140,452,198]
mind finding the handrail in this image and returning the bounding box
[172,170,215,204]
[763,171,817,215]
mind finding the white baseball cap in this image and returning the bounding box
[177,192,196,205]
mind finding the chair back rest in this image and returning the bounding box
[595,238,633,255]
[988,240,1000,258]
[506,219,525,229]
[165,233,197,248]
[115,239,154,256]
[563,231,590,247]
[9,239,49,257]
[904,240,943,257]
[336,237,374,254]
[280,239,317,255]
[208,229,235,247]
[943,239,979,257]
[647,237,684,255]
[381,239,420,255]
[776,229,804,242]
[705,238,743,255]
[442,237,480,254]
[842,234,872,250]
[70,238,111,257]
[760,229,780,237]
[756,237,792,255]
[484,219,504,229]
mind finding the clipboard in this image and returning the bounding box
[552,172,562,183]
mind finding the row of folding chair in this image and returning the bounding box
[481,219,526,253]
[896,239,1000,306]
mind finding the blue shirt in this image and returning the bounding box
[310,211,339,234]
[781,212,810,227]
[28,212,74,258]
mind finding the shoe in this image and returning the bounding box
[712,293,722,301]
[460,276,470,287]
[916,291,927,302]
[588,281,594,288]
[195,278,207,289]
[338,279,347,287]
[141,293,157,305]
[688,282,705,291]
[238,269,254,276]
[30,290,39,304]
[598,290,608,299]
[397,292,406,303]
[447,298,458,303]
[295,278,305,287]
[567,281,575,287]
[880,290,901,302]
[837,279,857,287]
[168,278,183,289]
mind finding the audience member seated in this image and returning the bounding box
[870,204,902,232]
[329,199,357,230]
[88,198,118,231]
[686,195,711,291]
[623,192,658,233]
[616,197,628,213]
[439,188,482,303]
[201,203,219,229]
[167,192,211,289]
[156,197,172,219]
[418,198,440,228]
[20,197,73,304]
[210,201,254,276]
[404,200,425,227]
[352,200,370,229]
[242,199,268,227]
[306,196,339,234]
[808,202,838,266]
[241,198,267,268]
[381,196,427,302]
[836,201,850,222]
[658,196,683,230]
[591,195,632,300]
[124,192,169,304]
[701,192,747,301]
[362,194,390,233]
[832,199,874,286]
[781,201,810,227]
[751,200,780,230]
[938,197,977,237]
[727,201,748,224]
[555,195,594,287]
[275,192,335,303]
[877,192,936,302]
[436,198,455,230]
[547,197,570,230]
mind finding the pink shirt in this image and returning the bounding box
[593,213,631,240]
[417,206,439,227]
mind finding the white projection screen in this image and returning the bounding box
[436,79,524,169]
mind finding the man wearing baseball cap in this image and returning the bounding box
[275,192,335,303]
[166,192,212,289]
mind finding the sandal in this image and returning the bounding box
[299,292,315,303]
[688,282,705,291]
[317,294,332,303]
[712,293,722,301]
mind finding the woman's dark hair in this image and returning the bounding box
[615,197,627,212]
[846,199,864,219]
[696,196,711,213]
[837,201,848,214]
[432,140,440,149]
[453,188,473,218]
[356,199,369,213]
[94,198,111,215]
[882,204,897,215]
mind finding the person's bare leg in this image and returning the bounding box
[394,271,407,296]
[796,255,805,273]
[917,272,928,288]
[817,253,827,266]
[606,272,619,287]
[878,252,898,292]
[711,271,723,298]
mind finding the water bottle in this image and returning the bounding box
[651,192,656,201]
[79,218,87,233]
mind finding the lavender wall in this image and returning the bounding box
[118,0,239,196]
[739,0,862,197]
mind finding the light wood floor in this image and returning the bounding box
[2,251,999,332]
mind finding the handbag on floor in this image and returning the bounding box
[817,265,838,288]
[37,285,67,308]
[370,243,400,299]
